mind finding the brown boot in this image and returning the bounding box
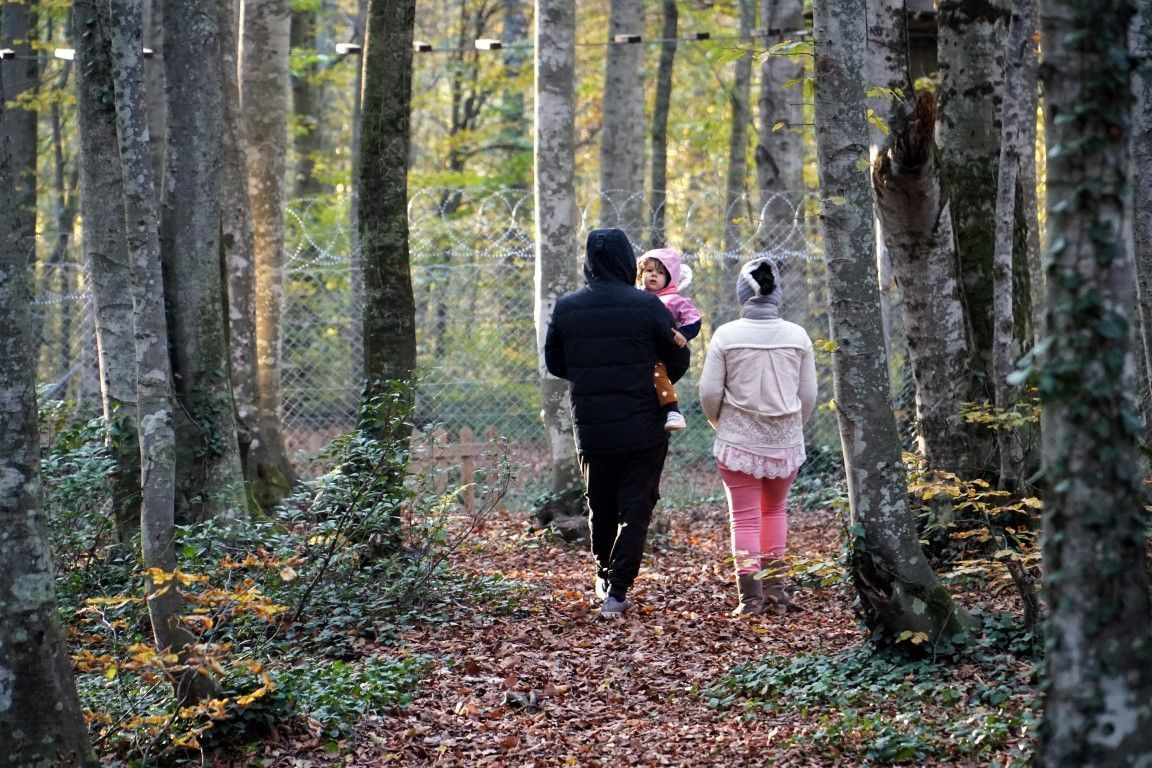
[732,573,764,615]
[762,575,802,614]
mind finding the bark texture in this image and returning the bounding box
[812,0,966,643]
[1035,1,1152,763]
[873,92,972,473]
[598,0,646,236]
[217,0,262,499]
[0,1,38,305]
[936,0,1010,385]
[756,0,805,200]
[161,0,249,525]
[359,0,418,396]
[1132,3,1152,451]
[990,0,1038,490]
[73,0,143,545]
[107,0,216,705]
[648,0,677,248]
[241,0,297,506]
[534,0,583,516]
[723,0,754,257]
[0,72,97,767]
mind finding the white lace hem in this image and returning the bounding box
[714,442,805,479]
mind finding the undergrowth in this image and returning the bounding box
[43,389,522,765]
[706,609,1039,766]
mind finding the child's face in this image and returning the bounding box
[641,259,670,292]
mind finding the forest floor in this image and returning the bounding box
[222,499,1034,768]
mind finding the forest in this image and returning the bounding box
[2,0,1151,765]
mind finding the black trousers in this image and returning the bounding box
[578,438,669,595]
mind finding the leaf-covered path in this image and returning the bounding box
[364,502,866,767]
[236,500,1026,767]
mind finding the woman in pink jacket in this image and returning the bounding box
[698,256,817,615]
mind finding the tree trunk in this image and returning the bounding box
[359,0,417,399]
[534,0,583,520]
[872,92,972,473]
[647,0,676,249]
[499,0,530,188]
[936,0,1010,390]
[162,0,249,526]
[241,0,297,508]
[290,4,325,199]
[990,0,1037,491]
[723,0,754,258]
[0,0,38,316]
[1034,2,1152,764]
[142,0,167,193]
[217,0,263,502]
[598,0,646,237]
[73,0,143,548]
[757,0,807,323]
[107,0,217,705]
[0,75,98,768]
[812,0,966,644]
[1131,3,1152,451]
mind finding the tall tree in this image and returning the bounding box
[755,0,805,203]
[290,3,325,198]
[1131,1,1152,451]
[73,0,143,546]
[647,0,676,248]
[722,0,754,260]
[989,0,1038,490]
[142,0,166,189]
[359,0,417,401]
[107,0,216,705]
[241,0,297,506]
[869,0,972,474]
[936,0,1010,388]
[0,65,98,768]
[162,0,249,525]
[598,0,646,236]
[499,0,531,187]
[812,0,966,641]
[1033,1,1152,763]
[217,0,263,503]
[0,0,38,306]
[534,0,582,519]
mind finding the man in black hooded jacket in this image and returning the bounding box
[544,228,690,617]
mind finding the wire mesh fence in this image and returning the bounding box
[33,186,920,506]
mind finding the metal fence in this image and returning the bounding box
[33,187,917,505]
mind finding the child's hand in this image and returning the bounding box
[672,329,687,348]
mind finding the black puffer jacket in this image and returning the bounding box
[544,228,690,455]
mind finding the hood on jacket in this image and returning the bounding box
[639,247,684,289]
[583,228,637,285]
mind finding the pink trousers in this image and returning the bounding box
[718,463,798,575]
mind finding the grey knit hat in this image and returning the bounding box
[736,256,783,307]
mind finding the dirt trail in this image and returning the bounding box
[352,503,865,767]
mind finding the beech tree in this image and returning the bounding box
[73,0,142,546]
[107,0,216,704]
[722,0,754,262]
[241,0,297,505]
[648,0,677,248]
[1131,2,1152,450]
[533,0,582,521]
[598,0,645,235]
[359,0,418,401]
[1033,1,1152,763]
[162,0,249,524]
[990,0,1038,490]
[0,66,97,767]
[812,0,966,642]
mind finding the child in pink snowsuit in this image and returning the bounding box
[637,248,703,432]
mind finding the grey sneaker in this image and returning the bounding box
[664,411,686,431]
[600,594,630,618]
[595,577,609,600]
